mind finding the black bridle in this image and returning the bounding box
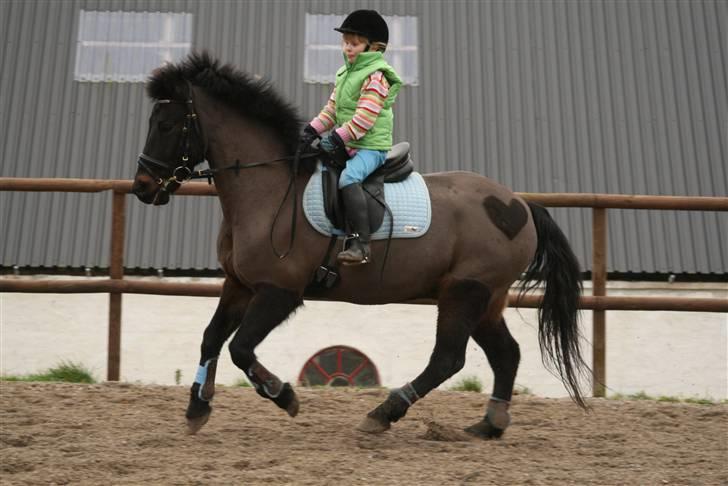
[137,82,207,195]
[136,82,318,259]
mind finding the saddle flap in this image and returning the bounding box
[315,141,415,233]
[303,163,431,241]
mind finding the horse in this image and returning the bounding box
[131,52,588,439]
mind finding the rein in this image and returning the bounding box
[137,82,317,259]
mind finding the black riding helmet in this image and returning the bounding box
[334,10,389,45]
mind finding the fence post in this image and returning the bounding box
[592,208,607,397]
[108,190,126,381]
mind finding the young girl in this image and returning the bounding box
[301,10,402,265]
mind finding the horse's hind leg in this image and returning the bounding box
[465,296,520,439]
[228,283,302,417]
[186,278,252,434]
[359,278,490,433]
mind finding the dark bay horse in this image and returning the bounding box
[132,52,588,439]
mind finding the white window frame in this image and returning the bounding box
[304,14,419,86]
[74,10,193,83]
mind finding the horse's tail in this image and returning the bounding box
[520,202,589,408]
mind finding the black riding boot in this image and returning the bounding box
[337,183,371,265]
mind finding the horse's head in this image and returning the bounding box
[132,83,206,205]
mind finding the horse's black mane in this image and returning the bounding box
[147,51,302,156]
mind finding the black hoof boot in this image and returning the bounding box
[186,384,212,435]
[465,400,511,439]
[357,390,411,434]
[270,383,299,417]
[464,416,505,439]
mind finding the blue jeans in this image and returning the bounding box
[339,149,388,188]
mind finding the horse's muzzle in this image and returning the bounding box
[132,173,168,205]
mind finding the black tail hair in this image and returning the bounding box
[520,202,590,408]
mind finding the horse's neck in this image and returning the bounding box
[195,92,297,231]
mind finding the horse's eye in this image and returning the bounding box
[158,121,175,133]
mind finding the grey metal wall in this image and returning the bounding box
[1,0,726,274]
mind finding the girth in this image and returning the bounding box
[322,142,413,233]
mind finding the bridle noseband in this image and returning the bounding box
[137,84,206,194]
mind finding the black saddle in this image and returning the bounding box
[321,142,413,233]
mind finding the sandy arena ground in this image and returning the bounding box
[1,381,726,485]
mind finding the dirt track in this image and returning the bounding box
[1,382,726,485]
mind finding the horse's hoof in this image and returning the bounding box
[464,419,504,440]
[186,411,211,435]
[285,394,299,417]
[357,416,390,434]
[272,383,299,417]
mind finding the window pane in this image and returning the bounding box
[341,350,364,374]
[304,14,418,86]
[74,10,193,83]
[302,365,328,386]
[352,365,378,387]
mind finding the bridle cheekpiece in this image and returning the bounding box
[137,83,206,194]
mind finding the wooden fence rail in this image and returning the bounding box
[1,177,727,396]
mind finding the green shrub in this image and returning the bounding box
[1,361,96,384]
[608,391,717,406]
[0,375,23,381]
[657,395,680,403]
[683,397,716,405]
[233,377,252,387]
[449,375,483,393]
[627,391,652,400]
[514,385,532,396]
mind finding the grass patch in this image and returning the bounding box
[232,377,252,387]
[627,391,652,400]
[683,397,716,406]
[0,375,24,382]
[608,390,719,406]
[657,395,681,403]
[449,376,483,393]
[1,361,96,384]
[514,385,532,396]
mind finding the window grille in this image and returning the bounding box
[74,10,193,83]
[304,14,418,86]
[299,345,380,387]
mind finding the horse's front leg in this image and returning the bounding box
[228,283,303,417]
[186,278,252,434]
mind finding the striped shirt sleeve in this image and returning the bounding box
[336,71,390,143]
[309,88,336,134]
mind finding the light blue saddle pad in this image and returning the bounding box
[302,163,432,240]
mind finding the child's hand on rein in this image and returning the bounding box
[320,132,349,164]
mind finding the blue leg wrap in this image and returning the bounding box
[194,357,218,401]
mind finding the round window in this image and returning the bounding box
[298,345,380,387]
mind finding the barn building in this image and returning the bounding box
[1,0,726,277]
